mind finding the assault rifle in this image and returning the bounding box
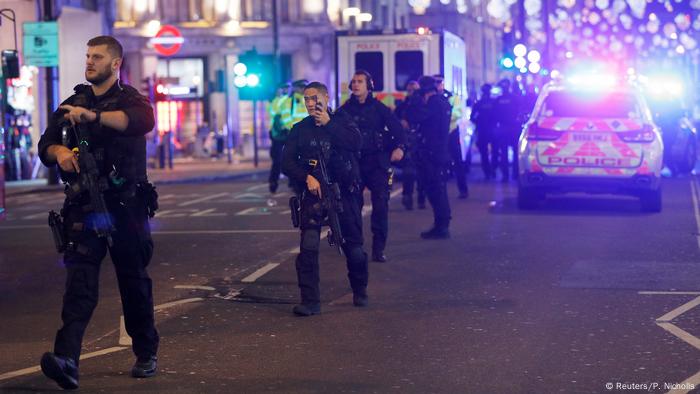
[63,121,116,246]
[315,146,345,255]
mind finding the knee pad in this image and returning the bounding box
[301,229,320,251]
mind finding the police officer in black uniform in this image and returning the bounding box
[338,70,405,262]
[282,81,369,316]
[470,84,498,180]
[494,79,522,181]
[407,76,452,239]
[394,80,426,210]
[37,36,159,390]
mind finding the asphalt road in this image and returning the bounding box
[2,174,700,393]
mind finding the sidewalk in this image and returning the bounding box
[4,154,272,196]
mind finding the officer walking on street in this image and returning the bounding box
[282,81,369,316]
[470,84,498,180]
[494,79,522,181]
[406,76,452,239]
[394,80,426,210]
[37,36,159,390]
[268,82,291,193]
[434,75,468,199]
[339,70,405,262]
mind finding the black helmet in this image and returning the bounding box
[481,83,492,95]
[498,78,511,90]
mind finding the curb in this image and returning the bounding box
[5,169,270,196]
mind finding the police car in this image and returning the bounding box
[517,75,663,212]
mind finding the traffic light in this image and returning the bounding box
[234,48,274,101]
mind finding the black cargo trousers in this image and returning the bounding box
[417,152,452,230]
[296,190,368,305]
[359,153,392,255]
[54,193,158,364]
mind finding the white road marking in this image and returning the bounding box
[666,369,700,394]
[174,285,216,291]
[241,263,280,283]
[657,322,700,351]
[153,297,204,312]
[235,207,272,216]
[639,291,700,295]
[0,225,46,230]
[690,179,700,250]
[657,296,700,323]
[190,208,227,217]
[178,192,229,207]
[0,347,128,381]
[118,297,205,347]
[119,316,131,346]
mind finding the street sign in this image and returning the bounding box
[23,22,59,67]
[151,25,184,57]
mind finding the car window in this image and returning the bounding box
[355,52,384,91]
[395,51,423,91]
[541,91,642,119]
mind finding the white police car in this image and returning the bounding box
[518,75,663,212]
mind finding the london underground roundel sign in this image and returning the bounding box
[151,25,184,56]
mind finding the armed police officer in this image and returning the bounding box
[282,81,369,316]
[406,76,452,239]
[394,80,426,210]
[494,79,522,181]
[434,74,469,199]
[338,70,405,262]
[37,36,159,390]
[470,84,498,180]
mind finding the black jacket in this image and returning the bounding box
[338,94,405,157]
[406,93,452,163]
[281,110,362,191]
[470,96,498,132]
[38,80,155,184]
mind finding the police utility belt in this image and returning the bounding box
[48,179,159,254]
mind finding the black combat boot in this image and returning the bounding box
[292,303,321,316]
[41,352,79,390]
[131,355,158,378]
[420,226,450,239]
[353,290,369,307]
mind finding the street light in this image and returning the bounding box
[357,13,373,23]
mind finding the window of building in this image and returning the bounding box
[394,51,423,91]
[156,58,205,97]
[355,52,384,91]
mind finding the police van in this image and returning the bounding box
[335,28,467,109]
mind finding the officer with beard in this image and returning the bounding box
[406,76,452,239]
[282,81,369,316]
[37,35,159,390]
[338,70,405,262]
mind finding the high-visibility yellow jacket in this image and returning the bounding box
[280,92,307,130]
[269,94,288,141]
[449,94,463,132]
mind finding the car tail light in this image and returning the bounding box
[619,125,656,142]
[527,124,560,141]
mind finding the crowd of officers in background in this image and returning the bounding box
[266,73,540,256]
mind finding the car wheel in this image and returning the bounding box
[674,137,697,174]
[518,186,542,210]
[640,188,662,213]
